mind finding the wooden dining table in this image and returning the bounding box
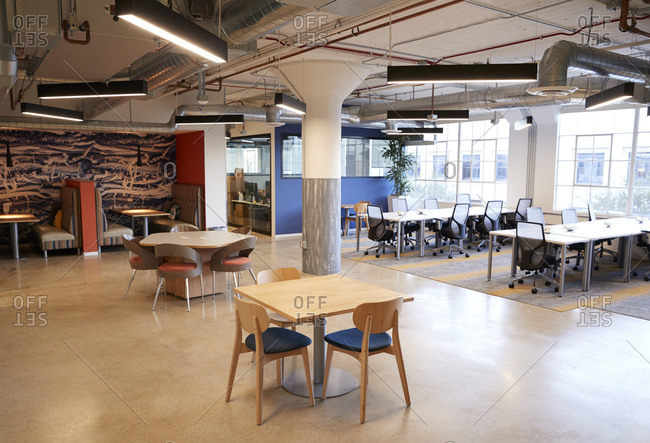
[141,230,255,298]
[117,208,169,237]
[0,213,39,259]
[234,274,414,398]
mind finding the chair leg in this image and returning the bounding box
[394,346,411,406]
[256,355,264,425]
[152,278,164,311]
[249,267,257,283]
[301,347,315,407]
[321,345,334,399]
[124,269,137,300]
[212,270,216,297]
[359,351,369,424]
[185,279,191,312]
[276,359,282,387]
[200,275,204,304]
[225,348,241,402]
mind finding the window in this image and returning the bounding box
[408,119,509,202]
[281,134,389,178]
[555,108,639,214]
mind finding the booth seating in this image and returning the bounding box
[150,183,204,232]
[95,189,132,252]
[33,186,81,257]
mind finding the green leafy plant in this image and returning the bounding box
[381,136,417,196]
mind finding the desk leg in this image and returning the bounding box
[487,232,494,280]
[511,239,518,276]
[343,209,349,236]
[559,245,567,297]
[9,222,19,259]
[419,220,425,257]
[583,241,594,291]
[142,216,149,237]
[396,222,402,260]
[356,214,361,251]
[282,317,358,398]
[624,235,633,282]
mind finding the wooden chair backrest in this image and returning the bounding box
[234,297,270,334]
[256,267,301,284]
[232,226,252,235]
[352,297,403,334]
[354,202,368,215]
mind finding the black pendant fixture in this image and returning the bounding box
[6,142,12,167]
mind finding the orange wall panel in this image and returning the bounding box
[65,179,98,253]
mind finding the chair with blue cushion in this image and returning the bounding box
[321,297,410,423]
[226,297,314,425]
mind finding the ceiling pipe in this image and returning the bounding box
[0,0,17,102]
[620,0,650,38]
[530,40,650,97]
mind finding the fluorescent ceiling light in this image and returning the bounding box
[275,93,306,115]
[20,102,84,122]
[387,63,538,84]
[585,82,636,110]
[115,0,227,64]
[388,127,444,135]
[514,116,533,130]
[175,114,244,125]
[38,80,148,99]
[387,110,470,121]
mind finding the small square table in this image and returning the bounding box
[0,213,39,259]
[117,208,169,237]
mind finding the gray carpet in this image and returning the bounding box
[342,236,650,321]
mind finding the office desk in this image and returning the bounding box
[487,228,589,297]
[234,275,413,397]
[141,231,255,298]
[0,213,38,259]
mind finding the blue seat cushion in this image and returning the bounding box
[245,327,311,354]
[324,328,392,352]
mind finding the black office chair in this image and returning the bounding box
[561,208,594,271]
[392,197,418,250]
[475,200,503,252]
[423,198,439,245]
[364,205,397,258]
[433,203,470,259]
[508,222,559,294]
[504,198,532,229]
[588,204,618,263]
[634,230,650,281]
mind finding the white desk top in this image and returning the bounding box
[384,206,513,223]
[546,217,650,241]
[141,231,254,249]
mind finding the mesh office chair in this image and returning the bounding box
[433,203,471,259]
[504,198,532,229]
[423,198,439,245]
[561,208,593,271]
[456,193,471,204]
[508,222,559,294]
[474,200,503,252]
[393,197,418,250]
[364,205,397,258]
[587,204,618,262]
[634,230,650,281]
[526,207,545,225]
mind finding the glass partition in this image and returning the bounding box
[226,135,271,235]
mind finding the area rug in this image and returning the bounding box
[342,236,650,321]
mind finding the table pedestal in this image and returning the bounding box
[283,367,358,398]
[9,222,19,259]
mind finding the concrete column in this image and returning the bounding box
[278,59,372,275]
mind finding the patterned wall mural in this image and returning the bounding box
[0,129,176,246]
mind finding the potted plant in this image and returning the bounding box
[382,135,416,197]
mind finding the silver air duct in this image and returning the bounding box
[0,0,17,101]
[83,52,204,119]
[529,40,650,97]
[218,0,310,45]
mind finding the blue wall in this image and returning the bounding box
[274,124,391,235]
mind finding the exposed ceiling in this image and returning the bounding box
[5,0,650,125]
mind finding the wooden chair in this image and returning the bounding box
[256,267,301,330]
[210,237,256,293]
[122,234,161,300]
[231,225,252,235]
[344,201,370,237]
[226,297,314,425]
[152,244,204,312]
[321,297,410,423]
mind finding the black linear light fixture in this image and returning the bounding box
[174,114,245,125]
[275,93,306,115]
[387,63,538,84]
[387,110,469,121]
[388,127,444,135]
[21,102,84,122]
[585,82,636,110]
[514,116,534,130]
[38,80,148,100]
[115,0,227,64]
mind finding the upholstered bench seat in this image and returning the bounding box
[33,186,81,257]
[150,183,204,232]
[33,223,76,242]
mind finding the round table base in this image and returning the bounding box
[282,368,358,398]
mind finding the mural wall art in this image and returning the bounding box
[0,129,176,246]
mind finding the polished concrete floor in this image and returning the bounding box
[2,235,650,442]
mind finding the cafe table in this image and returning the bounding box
[0,213,39,259]
[234,274,414,397]
[141,230,254,298]
[117,208,169,237]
